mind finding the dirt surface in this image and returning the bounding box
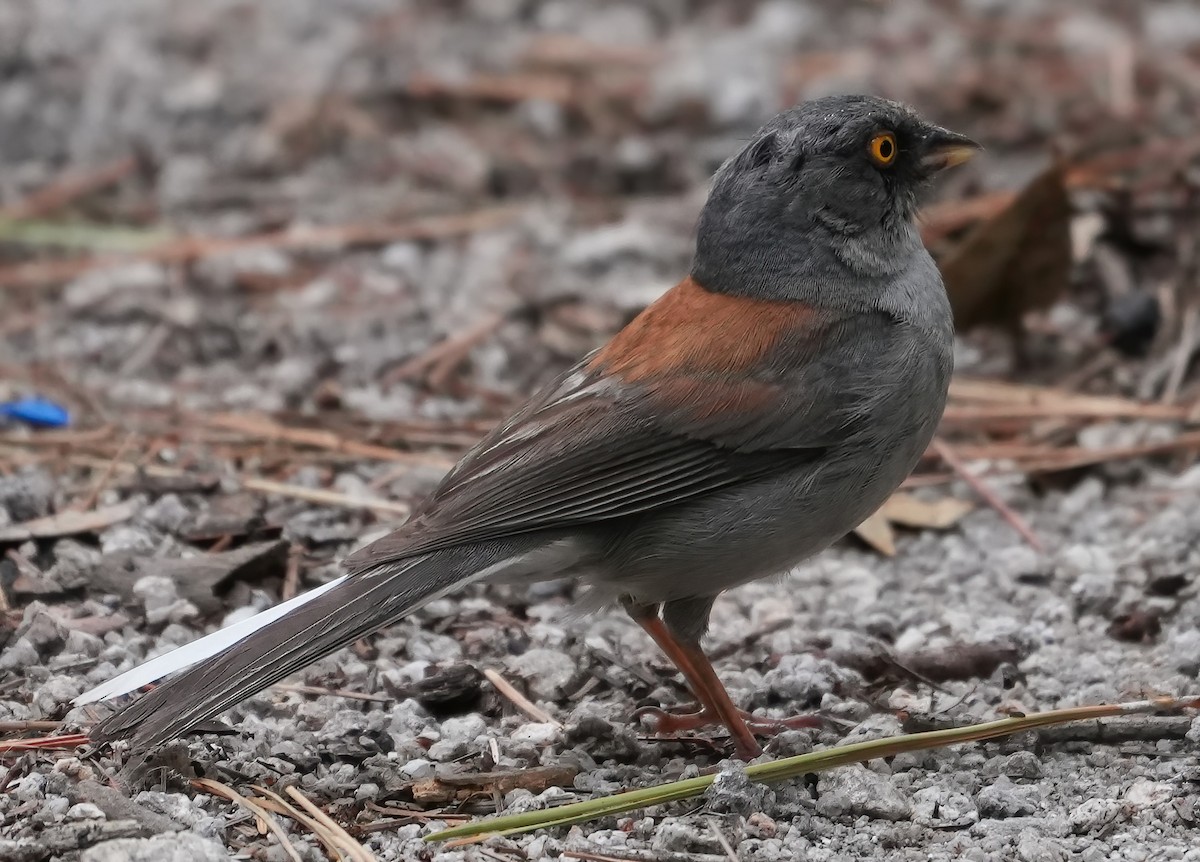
[2,2,1200,860]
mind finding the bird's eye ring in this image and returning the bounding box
[868,132,898,167]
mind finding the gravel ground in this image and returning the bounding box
[2,1,1200,860]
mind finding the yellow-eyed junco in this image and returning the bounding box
[79,95,978,760]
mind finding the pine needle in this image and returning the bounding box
[192,778,304,862]
[427,696,1199,843]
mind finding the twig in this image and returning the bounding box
[364,801,471,823]
[203,412,452,467]
[367,461,417,493]
[72,431,135,512]
[481,668,562,728]
[946,377,1190,419]
[931,438,1044,552]
[192,778,303,862]
[1054,352,1119,394]
[707,818,741,862]
[562,851,638,862]
[285,785,377,862]
[118,322,173,377]
[520,34,657,70]
[282,543,303,602]
[562,849,726,862]
[385,311,507,388]
[0,425,115,447]
[404,72,575,105]
[940,401,1188,424]
[1162,303,1200,404]
[243,477,410,516]
[0,206,521,290]
[251,785,372,862]
[1015,430,1200,473]
[0,720,63,733]
[251,785,354,862]
[0,732,90,752]
[64,456,412,517]
[1065,132,1200,190]
[0,155,136,221]
[0,309,41,336]
[271,683,392,703]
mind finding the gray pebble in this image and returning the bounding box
[0,469,54,521]
[33,796,70,824]
[510,648,578,701]
[651,818,723,855]
[140,495,190,532]
[762,653,838,703]
[912,786,979,827]
[704,761,772,816]
[400,758,435,780]
[1003,751,1043,779]
[1016,830,1070,862]
[977,776,1039,818]
[32,675,84,715]
[134,791,217,833]
[80,832,230,862]
[1167,628,1200,676]
[8,604,68,660]
[501,788,541,815]
[816,766,912,822]
[1123,778,1172,809]
[65,803,106,821]
[100,525,159,556]
[510,721,562,747]
[13,773,46,803]
[1068,797,1123,834]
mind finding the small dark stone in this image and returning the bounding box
[1147,572,1188,597]
[1107,608,1162,643]
[385,663,485,717]
[1100,291,1161,358]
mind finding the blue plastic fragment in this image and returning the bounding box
[0,397,71,428]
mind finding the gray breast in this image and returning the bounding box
[591,318,951,605]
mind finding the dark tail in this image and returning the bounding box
[86,546,494,750]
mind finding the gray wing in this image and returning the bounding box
[343,311,910,574]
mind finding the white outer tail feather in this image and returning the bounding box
[73,575,350,705]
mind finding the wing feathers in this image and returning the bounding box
[75,575,350,706]
[89,548,496,748]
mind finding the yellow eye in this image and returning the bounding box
[868,132,898,167]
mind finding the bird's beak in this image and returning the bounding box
[920,128,981,172]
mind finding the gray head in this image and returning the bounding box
[691,95,978,307]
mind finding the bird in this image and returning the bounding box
[77,95,978,761]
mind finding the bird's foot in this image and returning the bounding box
[634,705,821,757]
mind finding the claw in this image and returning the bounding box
[634,703,821,741]
[742,713,822,733]
[633,705,715,734]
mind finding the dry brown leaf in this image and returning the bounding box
[409,765,580,804]
[0,500,138,542]
[939,162,1071,337]
[879,492,975,529]
[854,493,974,556]
[853,510,896,557]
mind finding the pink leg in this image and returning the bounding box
[629,608,819,759]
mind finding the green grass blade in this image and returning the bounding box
[0,218,172,252]
[427,696,1198,843]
